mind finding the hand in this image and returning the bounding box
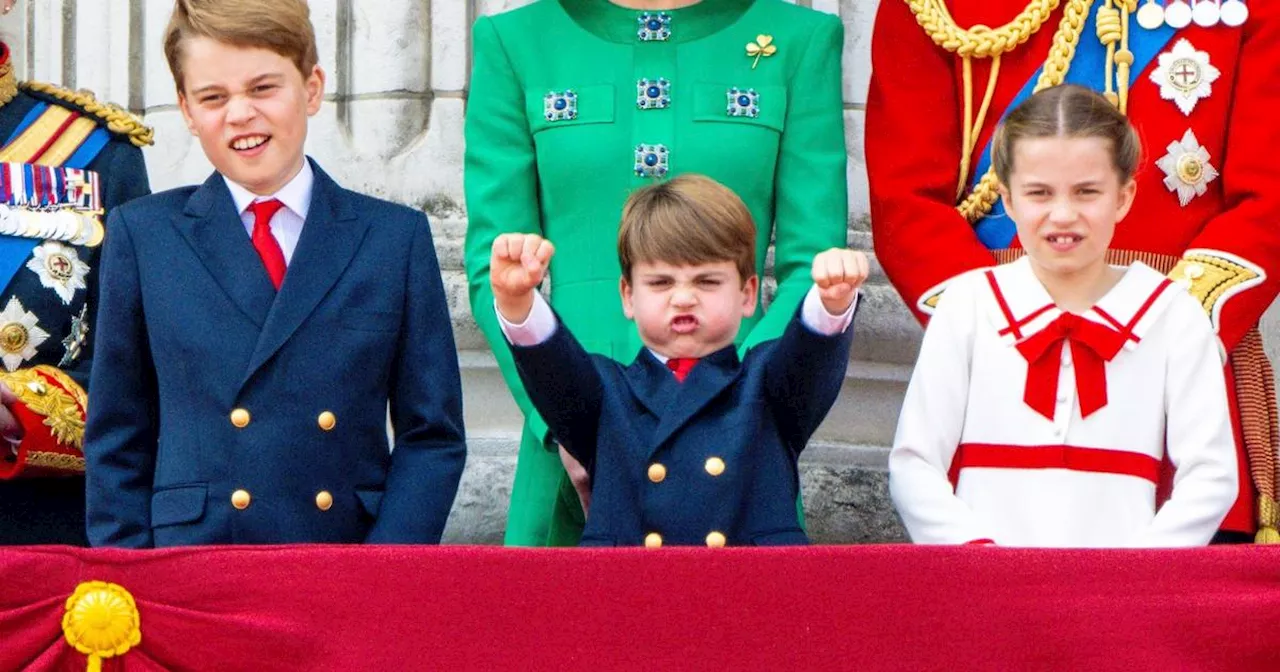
[0,384,23,443]
[1,1,16,16]
[559,445,591,517]
[490,233,555,323]
[812,248,868,315]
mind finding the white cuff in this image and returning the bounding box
[801,285,858,335]
[496,292,557,346]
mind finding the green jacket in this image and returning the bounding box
[464,0,848,545]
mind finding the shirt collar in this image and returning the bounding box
[987,257,1177,351]
[223,159,314,220]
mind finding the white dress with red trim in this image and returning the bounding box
[889,258,1238,547]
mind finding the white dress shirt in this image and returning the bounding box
[224,160,314,265]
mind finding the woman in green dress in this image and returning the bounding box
[465,0,848,546]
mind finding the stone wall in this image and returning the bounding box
[3,1,1275,543]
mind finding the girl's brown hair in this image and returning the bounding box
[164,0,319,93]
[991,84,1141,187]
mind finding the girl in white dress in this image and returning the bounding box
[888,85,1238,547]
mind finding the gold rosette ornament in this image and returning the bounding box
[62,581,142,671]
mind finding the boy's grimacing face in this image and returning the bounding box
[177,36,325,196]
[620,260,758,360]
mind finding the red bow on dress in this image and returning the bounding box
[1014,313,1127,421]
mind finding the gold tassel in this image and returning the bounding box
[1256,497,1280,544]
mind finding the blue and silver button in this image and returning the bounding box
[637,78,671,110]
[637,12,672,41]
[634,144,670,178]
[543,90,578,121]
[726,87,759,118]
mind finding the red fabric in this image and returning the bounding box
[1015,314,1127,420]
[867,0,1280,351]
[249,198,287,290]
[665,357,698,382]
[1,545,1278,670]
[950,443,1162,487]
[0,369,84,480]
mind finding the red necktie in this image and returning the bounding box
[666,357,699,383]
[1015,313,1127,420]
[249,198,288,290]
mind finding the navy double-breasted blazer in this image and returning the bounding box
[85,160,465,547]
[510,306,854,546]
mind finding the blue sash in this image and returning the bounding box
[0,102,111,290]
[970,5,1177,249]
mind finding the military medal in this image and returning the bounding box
[60,303,88,367]
[1156,130,1219,206]
[1137,0,1166,29]
[1221,0,1248,26]
[0,297,49,372]
[1165,0,1193,27]
[27,241,89,305]
[1192,0,1221,26]
[1151,39,1219,115]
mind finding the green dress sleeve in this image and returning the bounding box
[463,16,552,447]
[740,14,849,351]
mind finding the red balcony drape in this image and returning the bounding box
[2,545,1278,670]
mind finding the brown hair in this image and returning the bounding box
[991,84,1141,187]
[164,0,319,93]
[618,174,757,283]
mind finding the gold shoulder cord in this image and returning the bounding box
[904,0,1135,223]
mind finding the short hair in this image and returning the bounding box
[164,0,320,93]
[618,174,757,283]
[991,84,1142,186]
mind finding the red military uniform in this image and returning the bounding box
[867,0,1280,539]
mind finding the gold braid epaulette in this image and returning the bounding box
[0,365,87,449]
[905,0,1059,57]
[19,81,154,148]
[905,0,1092,222]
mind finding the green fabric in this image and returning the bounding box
[464,0,848,547]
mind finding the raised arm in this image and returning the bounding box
[492,234,605,470]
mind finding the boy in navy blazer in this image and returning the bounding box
[84,0,465,547]
[490,175,865,547]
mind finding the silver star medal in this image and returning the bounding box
[1156,130,1219,206]
[1151,39,1220,116]
[0,296,49,371]
[60,303,88,367]
[26,241,89,305]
